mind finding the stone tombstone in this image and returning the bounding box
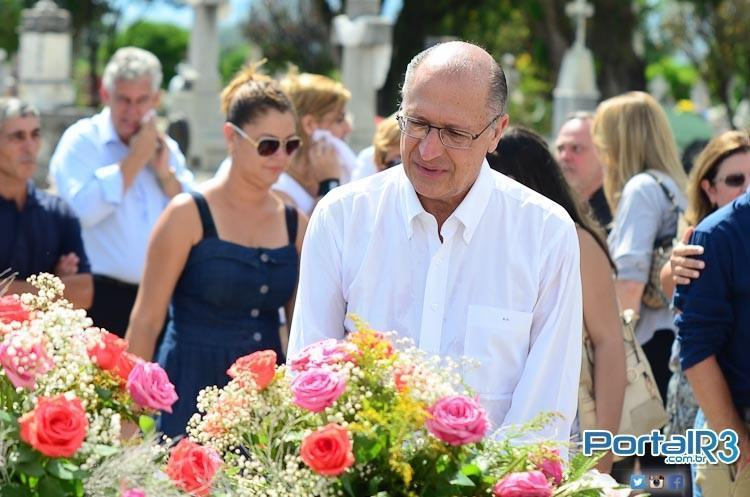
[182,0,227,170]
[552,0,600,138]
[333,0,394,153]
[17,0,75,112]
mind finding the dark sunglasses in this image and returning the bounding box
[229,122,302,157]
[714,172,747,188]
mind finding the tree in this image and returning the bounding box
[244,0,338,76]
[660,0,750,127]
[0,0,23,55]
[104,20,189,90]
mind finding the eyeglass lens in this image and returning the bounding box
[257,138,301,157]
[723,173,746,187]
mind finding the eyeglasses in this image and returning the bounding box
[229,122,301,157]
[397,113,503,149]
[713,172,747,188]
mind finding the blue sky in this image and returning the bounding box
[115,0,403,29]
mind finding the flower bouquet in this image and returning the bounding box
[0,274,180,497]
[178,316,628,497]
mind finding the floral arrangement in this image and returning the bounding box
[177,316,628,497]
[0,274,180,497]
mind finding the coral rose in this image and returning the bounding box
[226,349,277,390]
[300,423,355,476]
[291,368,346,412]
[165,439,221,497]
[114,351,141,384]
[87,330,128,371]
[127,362,178,413]
[493,470,553,497]
[0,331,53,389]
[425,395,489,446]
[19,394,88,458]
[0,295,30,325]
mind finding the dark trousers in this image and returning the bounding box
[89,275,138,338]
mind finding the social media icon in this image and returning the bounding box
[630,474,646,489]
[668,474,685,490]
[650,474,665,489]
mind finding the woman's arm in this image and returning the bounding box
[579,229,627,473]
[125,194,200,361]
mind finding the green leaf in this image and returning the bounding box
[367,474,384,494]
[353,433,385,464]
[14,445,37,464]
[460,462,482,477]
[95,387,113,401]
[448,471,476,487]
[37,476,69,497]
[0,483,33,497]
[46,460,79,480]
[16,460,46,478]
[0,409,18,427]
[138,414,156,435]
[91,444,119,457]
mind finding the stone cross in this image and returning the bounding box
[565,0,593,48]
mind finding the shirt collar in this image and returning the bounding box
[398,159,494,245]
[100,107,123,145]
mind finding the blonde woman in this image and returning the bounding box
[274,72,354,214]
[353,114,402,180]
[592,90,687,421]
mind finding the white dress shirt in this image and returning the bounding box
[49,108,194,284]
[288,161,583,443]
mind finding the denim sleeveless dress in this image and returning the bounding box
[156,192,298,437]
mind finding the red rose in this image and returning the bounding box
[226,350,277,390]
[0,295,30,325]
[87,330,128,371]
[19,395,89,458]
[114,351,141,384]
[300,423,355,476]
[165,439,221,497]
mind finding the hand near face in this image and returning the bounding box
[128,113,159,167]
[670,227,705,286]
[308,139,341,181]
[149,136,170,179]
[54,252,80,277]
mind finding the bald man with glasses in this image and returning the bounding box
[288,41,583,447]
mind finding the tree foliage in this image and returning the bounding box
[660,0,750,127]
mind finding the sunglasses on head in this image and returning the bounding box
[228,122,302,157]
[714,172,747,188]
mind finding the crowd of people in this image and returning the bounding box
[2,42,748,497]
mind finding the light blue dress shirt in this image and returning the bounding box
[49,108,194,284]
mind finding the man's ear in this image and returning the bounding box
[99,86,110,105]
[487,114,509,153]
[152,90,163,109]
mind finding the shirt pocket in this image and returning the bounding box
[463,305,533,400]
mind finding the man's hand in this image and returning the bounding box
[670,227,705,285]
[150,135,170,179]
[128,113,160,167]
[54,252,80,277]
[308,139,342,183]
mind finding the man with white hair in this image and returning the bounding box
[50,47,194,337]
[288,41,582,445]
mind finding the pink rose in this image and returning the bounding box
[536,449,563,485]
[0,332,53,389]
[291,368,347,412]
[0,295,30,325]
[290,339,357,372]
[493,471,553,497]
[127,362,178,413]
[425,395,489,446]
[121,489,146,497]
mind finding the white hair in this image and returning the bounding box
[0,97,39,127]
[102,47,163,94]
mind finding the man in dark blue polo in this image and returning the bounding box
[0,97,92,308]
[675,188,750,497]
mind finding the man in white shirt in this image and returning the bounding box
[50,47,194,337]
[288,41,582,443]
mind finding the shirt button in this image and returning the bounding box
[250,309,260,318]
[260,253,269,263]
[259,284,269,294]
[253,332,262,342]
[431,303,438,311]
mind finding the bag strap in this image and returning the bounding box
[644,171,683,215]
